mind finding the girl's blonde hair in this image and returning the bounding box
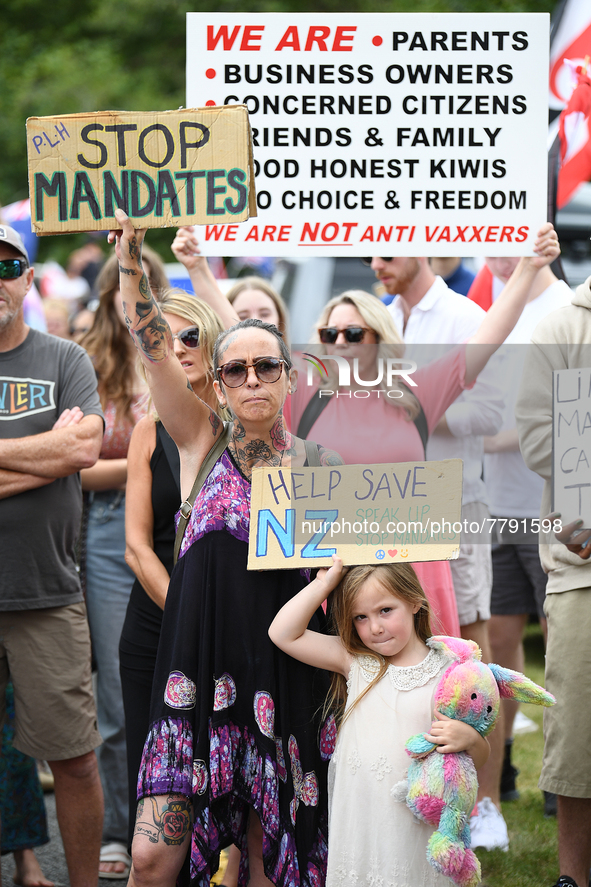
[312,290,420,419]
[226,276,289,340]
[327,563,432,727]
[80,247,169,419]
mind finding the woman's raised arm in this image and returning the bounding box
[109,209,222,468]
[464,223,561,384]
[171,226,239,329]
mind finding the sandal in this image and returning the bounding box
[99,842,131,880]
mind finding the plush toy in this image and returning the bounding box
[400,636,555,887]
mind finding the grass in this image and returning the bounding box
[477,623,558,887]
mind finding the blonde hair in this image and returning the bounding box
[150,288,229,421]
[313,290,420,419]
[327,563,432,727]
[226,276,289,341]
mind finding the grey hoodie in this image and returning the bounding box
[516,275,591,592]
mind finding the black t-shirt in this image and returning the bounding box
[0,329,103,610]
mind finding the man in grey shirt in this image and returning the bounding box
[0,225,104,887]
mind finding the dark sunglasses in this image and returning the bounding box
[171,326,200,348]
[318,326,372,345]
[217,356,286,387]
[360,257,393,266]
[0,258,28,279]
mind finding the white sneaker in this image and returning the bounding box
[513,709,539,734]
[470,797,509,851]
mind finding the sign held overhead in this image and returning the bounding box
[187,12,549,256]
[27,107,257,235]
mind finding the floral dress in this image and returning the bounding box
[138,449,333,887]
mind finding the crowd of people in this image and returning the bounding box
[0,209,589,887]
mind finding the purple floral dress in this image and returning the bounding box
[138,450,333,886]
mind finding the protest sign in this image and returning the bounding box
[27,107,256,235]
[187,12,549,257]
[553,367,591,525]
[247,459,462,570]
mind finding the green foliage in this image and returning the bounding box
[1,0,558,261]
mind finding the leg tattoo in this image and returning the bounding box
[134,795,193,846]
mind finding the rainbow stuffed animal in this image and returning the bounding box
[401,636,555,887]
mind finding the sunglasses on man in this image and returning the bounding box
[360,258,393,266]
[0,259,28,279]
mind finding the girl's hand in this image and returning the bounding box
[108,208,147,267]
[315,554,346,596]
[171,226,205,271]
[424,710,482,754]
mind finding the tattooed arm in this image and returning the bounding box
[109,210,224,488]
[111,211,171,364]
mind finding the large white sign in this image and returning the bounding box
[187,12,549,256]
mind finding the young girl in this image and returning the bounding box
[269,557,489,887]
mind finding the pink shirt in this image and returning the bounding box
[292,346,471,464]
[291,347,470,638]
[100,394,148,459]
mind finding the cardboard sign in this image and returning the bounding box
[553,368,591,525]
[27,107,257,235]
[187,12,549,256]
[247,459,462,570]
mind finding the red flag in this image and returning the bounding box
[550,0,591,110]
[467,265,494,312]
[557,66,591,208]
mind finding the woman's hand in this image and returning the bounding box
[107,209,147,267]
[546,511,591,559]
[171,226,205,272]
[525,222,561,270]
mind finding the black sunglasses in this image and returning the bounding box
[0,258,28,279]
[217,356,286,387]
[360,257,393,266]
[171,326,200,348]
[318,326,372,345]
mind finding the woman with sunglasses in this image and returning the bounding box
[299,290,460,636]
[79,246,169,879]
[119,290,231,854]
[109,209,341,887]
[294,228,561,637]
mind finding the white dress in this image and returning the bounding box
[326,649,453,887]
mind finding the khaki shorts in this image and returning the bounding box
[0,602,101,760]
[449,502,492,626]
[540,589,591,798]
